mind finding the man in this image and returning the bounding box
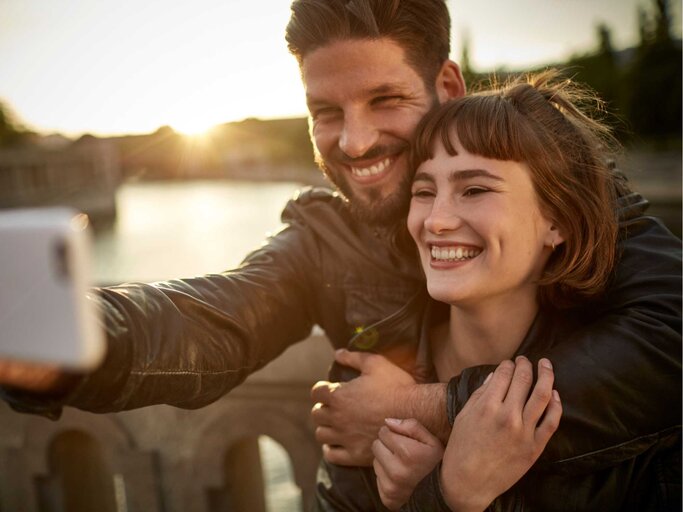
[284,2,681,509]
[1,0,680,509]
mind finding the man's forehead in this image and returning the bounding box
[305,80,413,104]
[300,38,424,98]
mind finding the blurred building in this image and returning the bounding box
[0,140,120,228]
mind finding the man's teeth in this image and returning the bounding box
[351,157,391,177]
[431,246,481,261]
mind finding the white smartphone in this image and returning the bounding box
[0,208,105,369]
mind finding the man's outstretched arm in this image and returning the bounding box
[0,194,327,417]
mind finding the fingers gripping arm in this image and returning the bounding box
[310,350,449,466]
[406,358,562,511]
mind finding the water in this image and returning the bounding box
[93,179,311,511]
[93,180,305,283]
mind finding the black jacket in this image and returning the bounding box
[400,305,681,511]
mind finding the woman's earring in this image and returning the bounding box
[551,241,556,251]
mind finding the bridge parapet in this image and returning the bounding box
[0,332,334,512]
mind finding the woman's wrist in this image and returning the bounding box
[439,460,489,512]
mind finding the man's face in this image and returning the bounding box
[302,38,440,226]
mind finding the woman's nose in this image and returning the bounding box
[424,198,462,234]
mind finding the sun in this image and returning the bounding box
[170,115,217,137]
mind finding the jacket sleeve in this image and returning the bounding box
[401,465,452,512]
[1,192,325,418]
[402,463,523,512]
[446,193,682,469]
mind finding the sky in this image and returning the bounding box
[0,0,680,137]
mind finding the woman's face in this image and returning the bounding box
[407,136,561,308]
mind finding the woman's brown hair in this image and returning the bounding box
[411,70,619,308]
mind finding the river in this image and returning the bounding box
[92,180,306,284]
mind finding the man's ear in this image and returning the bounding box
[435,60,466,103]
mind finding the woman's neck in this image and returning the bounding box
[431,289,540,380]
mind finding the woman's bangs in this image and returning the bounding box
[452,95,528,163]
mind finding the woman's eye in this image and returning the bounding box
[411,189,434,198]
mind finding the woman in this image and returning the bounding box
[371,71,679,510]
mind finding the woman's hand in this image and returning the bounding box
[441,357,562,512]
[372,417,444,510]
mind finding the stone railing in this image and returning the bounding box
[0,333,334,512]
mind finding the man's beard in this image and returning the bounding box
[315,149,412,228]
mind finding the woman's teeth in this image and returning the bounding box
[351,157,391,177]
[431,246,481,261]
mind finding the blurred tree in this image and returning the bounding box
[563,0,681,145]
[624,0,681,145]
[654,0,673,43]
[568,23,619,103]
[638,6,652,44]
[459,31,478,88]
[0,101,32,147]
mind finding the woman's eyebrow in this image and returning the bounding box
[448,169,504,182]
[413,168,504,183]
[412,171,435,183]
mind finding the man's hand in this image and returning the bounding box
[441,357,562,512]
[310,349,417,466]
[0,358,68,393]
[372,418,444,510]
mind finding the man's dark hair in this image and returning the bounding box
[285,0,451,89]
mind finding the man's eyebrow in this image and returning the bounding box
[305,95,329,108]
[367,83,406,96]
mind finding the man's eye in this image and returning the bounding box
[373,95,402,106]
[312,107,341,120]
[411,189,434,198]
[463,187,488,197]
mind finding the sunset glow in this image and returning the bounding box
[0,0,679,137]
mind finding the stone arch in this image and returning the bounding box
[2,409,162,512]
[259,435,304,511]
[37,429,119,512]
[192,400,320,511]
[20,409,133,478]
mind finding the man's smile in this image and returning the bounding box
[350,156,392,178]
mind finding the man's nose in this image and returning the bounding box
[424,197,462,234]
[339,112,379,159]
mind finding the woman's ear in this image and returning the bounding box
[435,60,466,103]
[546,224,566,250]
